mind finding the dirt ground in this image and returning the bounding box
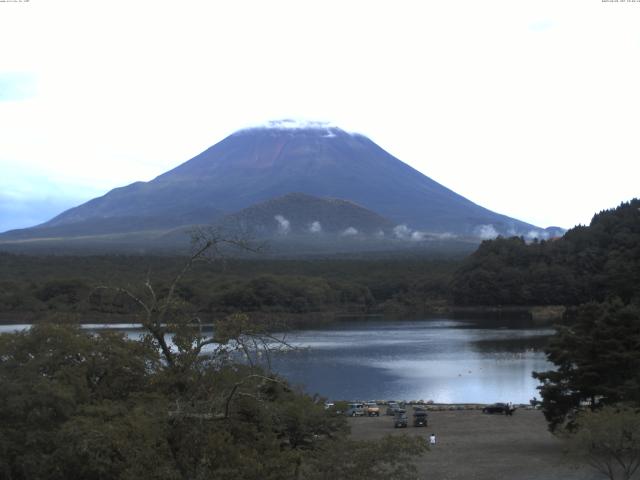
[348,407,603,480]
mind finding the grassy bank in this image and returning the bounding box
[348,408,598,480]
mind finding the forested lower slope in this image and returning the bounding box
[452,199,640,306]
[0,254,457,322]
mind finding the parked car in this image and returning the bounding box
[364,402,380,416]
[346,403,366,417]
[482,403,515,414]
[413,411,428,427]
[394,410,408,428]
[386,402,401,416]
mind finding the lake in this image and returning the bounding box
[267,318,553,404]
[0,317,553,404]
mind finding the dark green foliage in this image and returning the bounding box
[34,279,89,305]
[53,400,175,480]
[452,199,640,306]
[0,322,425,480]
[451,200,640,435]
[0,254,457,321]
[451,236,585,306]
[0,324,159,479]
[212,275,374,313]
[533,301,640,431]
[0,243,446,480]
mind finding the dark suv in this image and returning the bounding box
[482,403,514,414]
[413,411,428,427]
[394,410,408,428]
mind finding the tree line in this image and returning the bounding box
[455,199,640,480]
[0,233,428,480]
[451,199,640,306]
[0,254,458,322]
[2,199,639,479]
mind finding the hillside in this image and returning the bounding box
[451,198,640,306]
[217,192,395,238]
[0,122,552,253]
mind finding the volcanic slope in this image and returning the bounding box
[1,123,545,245]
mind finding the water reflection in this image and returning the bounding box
[0,318,553,404]
[268,318,553,404]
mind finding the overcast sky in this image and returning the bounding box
[1,0,639,233]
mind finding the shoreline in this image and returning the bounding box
[335,401,538,411]
[0,305,565,327]
[348,408,597,480]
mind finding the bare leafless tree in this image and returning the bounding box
[96,227,287,372]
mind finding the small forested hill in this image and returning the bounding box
[220,192,394,236]
[451,198,640,306]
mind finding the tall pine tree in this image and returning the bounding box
[533,300,640,431]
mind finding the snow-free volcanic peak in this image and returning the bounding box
[0,122,552,250]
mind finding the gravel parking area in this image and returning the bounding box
[348,407,602,480]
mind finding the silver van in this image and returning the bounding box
[346,403,365,416]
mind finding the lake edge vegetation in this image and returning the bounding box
[0,230,429,480]
[1,198,639,479]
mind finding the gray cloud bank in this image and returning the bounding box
[0,194,81,233]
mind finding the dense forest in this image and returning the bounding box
[452,199,640,307]
[1,200,639,478]
[0,235,430,480]
[448,199,640,477]
[0,253,458,323]
[2,200,639,325]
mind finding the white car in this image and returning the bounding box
[346,403,365,416]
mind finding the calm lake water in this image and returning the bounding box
[0,317,553,404]
[268,318,553,404]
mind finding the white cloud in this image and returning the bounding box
[525,229,550,241]
[274,215,290,235]
[433,232,457,240]
[411,231,426,241]
[393,224,412,240]
[341,227,358,236]
[474,224,499,240]
[257,119,336,130]
[309,221,322,233]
